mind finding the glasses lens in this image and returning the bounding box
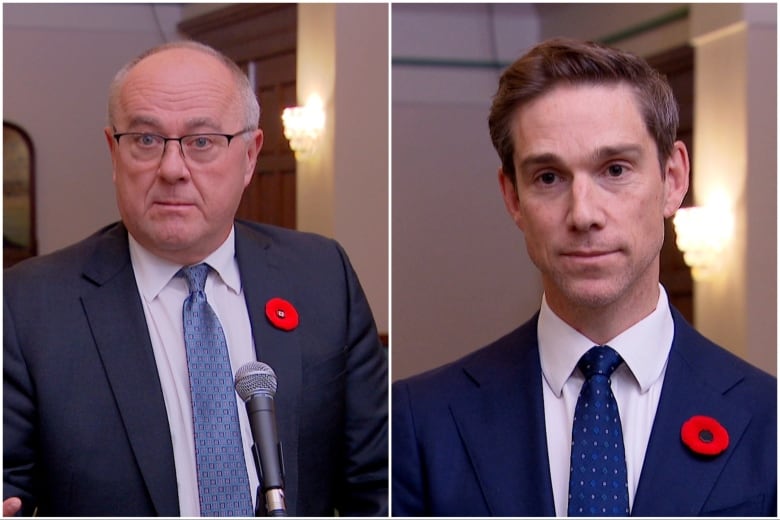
[181,134,230,164]
[123,133,164,161]
[118,133,233,164]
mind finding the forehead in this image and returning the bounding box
[512,82,651,157]
[116,49,240,130]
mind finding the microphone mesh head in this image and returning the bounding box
[234,361,278,402]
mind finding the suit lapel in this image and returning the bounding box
[442,308,755,516]
[632,311,751,516]
[235,222,303,515]
[80,224,179,516]
[448,319,556,516]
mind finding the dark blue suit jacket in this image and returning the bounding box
[392,309,776,516]
[4,220,388,517]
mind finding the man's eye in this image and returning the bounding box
[538,172,557,184]
[138,134,159,147]
[190,136,214,149]
[607,164,625,177]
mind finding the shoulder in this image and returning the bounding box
[671,308,776,409]
[234,220,349,269]
[235,219,340,252]
[4,222,127,294]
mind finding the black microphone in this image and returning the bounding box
[235,361,287,517]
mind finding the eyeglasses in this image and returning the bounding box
[112,128,254,165]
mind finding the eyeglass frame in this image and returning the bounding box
[111,127,256,163]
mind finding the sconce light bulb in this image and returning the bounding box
[282,94,326,160]
[673,205,734,280]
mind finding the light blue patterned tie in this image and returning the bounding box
[180,264,254,517]
[568,345,629,517]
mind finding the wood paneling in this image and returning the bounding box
[179,4,298,229]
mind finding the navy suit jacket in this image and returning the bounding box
[392,309,776,516]
[4,220,388,517]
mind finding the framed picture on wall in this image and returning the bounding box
[4,121,36,268]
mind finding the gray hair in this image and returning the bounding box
[107,40,260,133]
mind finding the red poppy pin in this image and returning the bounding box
[265,298,299,331]
[681,415,729,456]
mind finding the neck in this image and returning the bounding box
[545,281,661,345]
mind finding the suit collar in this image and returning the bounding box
[126,233,182,301]
[446,308,757,517]
[234,221,302,515]
[82,222,134,286]
[123,226,242,299]
[538,286,675,396]
[632,308,752,516]
[80,222,180,516]
[81,222,308,515]
[449,316,556,516]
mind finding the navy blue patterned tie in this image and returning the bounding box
[567,345,629,516]
[180,264,254,517]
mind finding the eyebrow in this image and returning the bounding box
[591,144,644,163]
[518,153,562,174]
[518,143,645,173]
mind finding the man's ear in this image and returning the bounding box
[498,168,524,231]
[104,127,119,182]
[243,129,264,188]
[662,140,690,218]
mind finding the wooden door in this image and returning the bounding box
[179,4,298,229]
[647,45,695,322]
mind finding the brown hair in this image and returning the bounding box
[488,38,679,184]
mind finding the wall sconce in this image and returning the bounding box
[282,94,325,160]
[673,204,734,280]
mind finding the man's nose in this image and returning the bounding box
[567,175,606,231]
[157,140,190,182]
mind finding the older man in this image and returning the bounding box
[4,41,387,517]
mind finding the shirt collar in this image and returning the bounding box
[128,227,241,301]
[538,284,674,397]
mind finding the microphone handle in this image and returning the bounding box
[246,394,286,516]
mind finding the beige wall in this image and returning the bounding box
[296,3,389,334]
[4,3,776,377]
[391,4,544,381]
[691,4,777,375]
[3,3,182,253]
[536,3,690,55]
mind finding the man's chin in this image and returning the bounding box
[550,277,625,309]
[130,224,205,261]
[149,227,198,251]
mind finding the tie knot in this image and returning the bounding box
[179,263,210,294]
[578,345,623,379]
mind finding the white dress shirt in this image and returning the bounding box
[538,285,674,516]
[128,228,260,516]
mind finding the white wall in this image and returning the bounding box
[391,3,777,380]
[3,3,183,254]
